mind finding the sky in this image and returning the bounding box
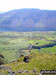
[0,0,56,12]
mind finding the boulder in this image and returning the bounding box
[23,56,29,63]
[32,68,37,73]
[18,70,23,74]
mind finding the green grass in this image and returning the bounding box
[41,46,56,53]
[0,31,56,63]
[0,32,56,75]
[0,50,17,62]
[0,37,29,62]
[0,52,56,75]
[28,39,53,46]
[30,46,56,54]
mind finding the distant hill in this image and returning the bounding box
[0,9,56,31]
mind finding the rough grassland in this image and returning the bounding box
[0,32,56,75]
[0,52,56,75]
[0,31,56,63]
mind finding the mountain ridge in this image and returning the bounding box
[0,9,56,31]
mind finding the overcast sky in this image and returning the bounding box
[0,0,56,12]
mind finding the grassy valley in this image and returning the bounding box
[0,31,56,75]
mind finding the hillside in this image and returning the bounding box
[0,52,56,75]
[0,32,56,75]
[0,9,56,31]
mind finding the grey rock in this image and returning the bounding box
[32,68,37,73]
[18,70,23,74]
[23,56,29,63]
[24,70,28,73]
[8,71,16,75]
[0,66,11,70]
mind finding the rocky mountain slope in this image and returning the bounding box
[0,9,56,31]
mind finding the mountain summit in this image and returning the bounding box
[0,9,56,31]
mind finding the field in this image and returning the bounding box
[0,32,56,63]
[0,31,56,75]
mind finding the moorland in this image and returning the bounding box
[0,31,56,75]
